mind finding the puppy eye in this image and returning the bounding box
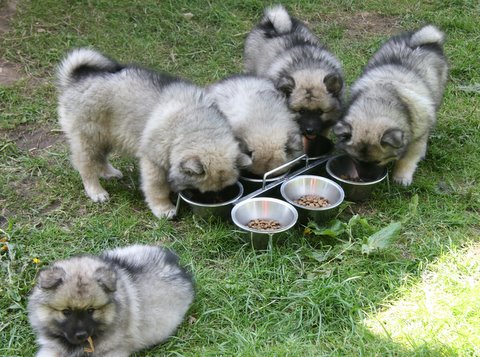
[87,308,95,315]
[246,150,253,157]
[298,109,307,115]
[62,309,72,316]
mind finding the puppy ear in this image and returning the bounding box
[276,75,295,97]
[324,73,343,96]
[381,128,404,148]
[235,136,249,154]
[237,153,252,168]
[180,156,205,176]
[95,266,117,293]
[333,121,351,140]
[38,266,66,290]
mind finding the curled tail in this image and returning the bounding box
[410,25,445,47]
[56,48,123,88]
[262,5,292,34]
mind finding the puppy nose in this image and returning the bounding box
[304,128,315,135]
[75,331,88,341]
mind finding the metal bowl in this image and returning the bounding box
[280,175,344,223]
[240,154,308,195]
[231,197,298,249]
[178,182,244,220]
[240,170,289,195]
[326,155,388,201]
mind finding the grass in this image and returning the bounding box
[1,0,479,356]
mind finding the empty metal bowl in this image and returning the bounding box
[326,154,388,201]
[178,182,244,220]
[280,175,344,223]
[231,197,298,249]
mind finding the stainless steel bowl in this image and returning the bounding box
[240,170,289,196]
[280,175,344,223]
[231,197,298,249]
[178,182,244,220]
[326,155,388,201]
[240,154,307,195]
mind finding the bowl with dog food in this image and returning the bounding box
[280,175,344,223]
[178,182,244,220]
[231,197,298,249]
[326,154,388,201]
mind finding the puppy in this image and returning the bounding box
[207,75,303,175]
[334,25,448,185]
[244,4,344,139]
[57,48,251,218]
[28,245,194,357]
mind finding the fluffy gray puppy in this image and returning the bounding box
[57,48,251,219]
[334,25,448,185]
[207,75,303,175]
[244,5,344,139]
[28,245,194,357]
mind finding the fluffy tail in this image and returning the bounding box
[410,25,445,47]
[263,5,292,34]
[56,48,122,88]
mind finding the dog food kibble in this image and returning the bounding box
[294,194,330,207]
[247,219,282,230]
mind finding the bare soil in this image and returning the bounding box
[341,12,402,38]
[0,0,21,85]
[6,125,65,154]
[309,11,402,38]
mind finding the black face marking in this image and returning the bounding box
[296,109,327,136]
[57,309,99,346]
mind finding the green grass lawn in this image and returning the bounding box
[1,0,479,356]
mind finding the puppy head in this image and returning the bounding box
[276,69,343,137]
[237,128,303,176]
[334,118,407,166]
[169,145,251,193]
[29,257,118,347]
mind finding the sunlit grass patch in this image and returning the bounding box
[364,242,480,355]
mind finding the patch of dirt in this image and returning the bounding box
[343,12,402,38]
[9,176,37,200]
[3,125,66,155]
[0,0,22,85]
[0,60,22,85]
[38,199,62,215]
[0,0,16,33]
[314,11,402,38]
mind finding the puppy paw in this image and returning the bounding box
[393,174,413,186]
[85,188,110,202]
[393,161,416,186]
[151,204,176,220]
[101,166,123,180]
